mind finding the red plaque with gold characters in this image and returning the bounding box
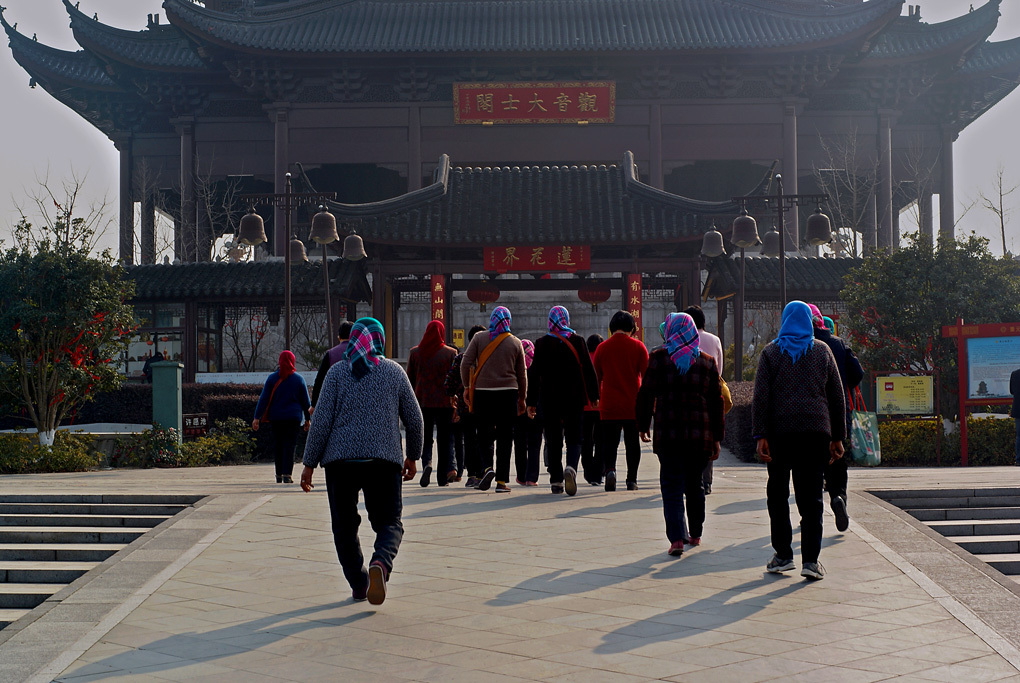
[626,274,643,341]
[455,82,615,124]
[431,275,447,323]
[484,245,591,273]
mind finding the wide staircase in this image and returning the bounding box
[873,488,1020,582]
[0,494,201,629]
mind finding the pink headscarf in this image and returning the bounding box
[521,339,535,368]
[807,303,826,330]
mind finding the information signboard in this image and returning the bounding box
[876,376,934,415]
[966,336,1020,400]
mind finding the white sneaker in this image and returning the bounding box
[564,466,578,496]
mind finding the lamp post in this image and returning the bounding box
[240,175,336,351]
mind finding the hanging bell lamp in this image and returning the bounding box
[701,226,726,258]
[760,227,782,257]
[805,208,833,246]
[731,209,760,249]
[309,207,339,245]
[289,236,309,263]
[237,208,267,246]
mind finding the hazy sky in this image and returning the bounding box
[1,0,1019,256]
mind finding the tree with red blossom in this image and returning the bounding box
[842,233,1020,416]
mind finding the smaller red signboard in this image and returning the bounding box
[183,413,208,438]
[484,245,591,273]
[455,82,615,124]
[626,274,643,341]
[431,275,447,323]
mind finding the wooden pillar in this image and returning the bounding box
[173,215,183,262]
[734,256,745,382]
[864,194,878,255]
[920,192,934,243]
[141,193,156,264]
[273,107,290,257]
[877,113,894,250]
[115,136,134,264]
[183,301,198,383]
[372,265,386,322]
[649,104,663,189]
[176,119,195,262]
[782,101,799,250]
[408,105,422,192]
[892,207,900,251]
[940,127,956,240]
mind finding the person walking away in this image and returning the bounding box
[300,318,423,605]
[637,313,723,557]
[407,320,458,487]
[594,311,649,492]
[311,319,354,406]
[513,339,543,486]
[808,303,864,531]
[685,306,723,495]
[253,351,312,484]
[1013,367,1020,466]
[460,306,528,492]
[527,306,600,495]
[447,324,486,485]
[582,334,605,486]
[753,301,846,581]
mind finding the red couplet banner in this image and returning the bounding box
[455,82,615,124]
[431,275,446,323]
[626,274,643,340]
[484,245,591,273]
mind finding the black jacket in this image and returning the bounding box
[526,333,599,413]
[1011,368,1020,417]
[814,328,864,398]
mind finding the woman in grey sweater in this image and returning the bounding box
[301,317,424,605]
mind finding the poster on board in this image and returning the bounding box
[967,336,1020,400]
[877,376,934,415]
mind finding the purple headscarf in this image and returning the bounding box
[664,312,700,374]
[547,306,575,338]
[489,306,512,340]
[521,339,535,368]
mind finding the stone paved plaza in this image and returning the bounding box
[4,449,1020,682]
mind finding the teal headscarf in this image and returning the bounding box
[822,316,836,335]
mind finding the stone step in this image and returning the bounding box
[0,503,187,516]
[874,488,1020,500]
[0,494,202,505]
[0,584,61,609]
[974,554,1020,575]
[0,527,149,545]
[911,507,1020,522]
[946,535,1020,554]
[0,608,30,629]
[0,514,169,528]
[884,495,1020,510]
[926,520,1020,537]
[0,562,98,584]
[0,544,124,562]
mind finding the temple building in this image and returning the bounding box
[4,0,1020,379]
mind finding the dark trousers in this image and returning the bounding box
[474,390,518,483]
[823,452,848,501]
[1015,418,1020,465]
[324,459,404,591]
[766,432,829,564]
[702,460,713,489]
[581,411,602,483]
[270,419,301,477]
[421,407,455,478]
[657,449,710,543]
[599,419,641,483]
[453,412,477,477]
[514,412,543,483]
[544,409,584,484]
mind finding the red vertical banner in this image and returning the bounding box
[626,274,643,342]
[431,275,447,326]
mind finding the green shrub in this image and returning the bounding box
[959,417,1015,466]
[109,418,255,469]
[0,432,100,474]
[877,420,950,467]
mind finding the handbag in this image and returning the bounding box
[849,387,881,467]
[720,377,733,414]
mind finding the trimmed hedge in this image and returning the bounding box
[722,381,756,461]
[0,432,101,474]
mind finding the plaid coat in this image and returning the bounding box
[636,349,724,455]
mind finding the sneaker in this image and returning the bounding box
[551,482,565,494]
[420,466,433,488]
[766,554,796,573]
[516,478,526,486]
[477,468,496,491]
[495,481,511,492]
[564,466,578,496]
[688,537,701,547]
[276,475,283,483]
[626,481,639,491]
[282,475,293,484]
[465,476,480,488]
[704,483,713,495]
[368,561,388,605]
[525,481,538,487]
[668,540,684,557]
[352,586,368,602]
[605,470,617,492]
[831,496,850,532]
[801,562,826,581]
[446,470,459,485]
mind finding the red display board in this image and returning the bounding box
[484,245,591,273]
[626,274,643,341]
[431,275,447,323]
[455,82,615,124]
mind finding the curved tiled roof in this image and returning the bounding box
[1,10,116,89]
[703,256,860,300]
[863,0,999,62]
[65,0,206,71]
[162,0,903,54]
[960,36,1020,74]
[313,152,775,246]
[127,259,371,302]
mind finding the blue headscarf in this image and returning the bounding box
[489,306,512,340]
[344,317,386,380]
[774,301,815,364]
[547,306,575,338]
[664,312,700,374]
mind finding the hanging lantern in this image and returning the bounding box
[805,208,833,246]
[578,280,612,312]
[237,208,267,246]
[467,282,500,312]
[731,209,760,248]
[701,226,726,257]
[760,227,781,257]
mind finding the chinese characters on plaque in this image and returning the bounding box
[183,414,209,438]
[431,275,447,323]
[483,245,591,273]
[455,82,615,124]
[626,274,643,341]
